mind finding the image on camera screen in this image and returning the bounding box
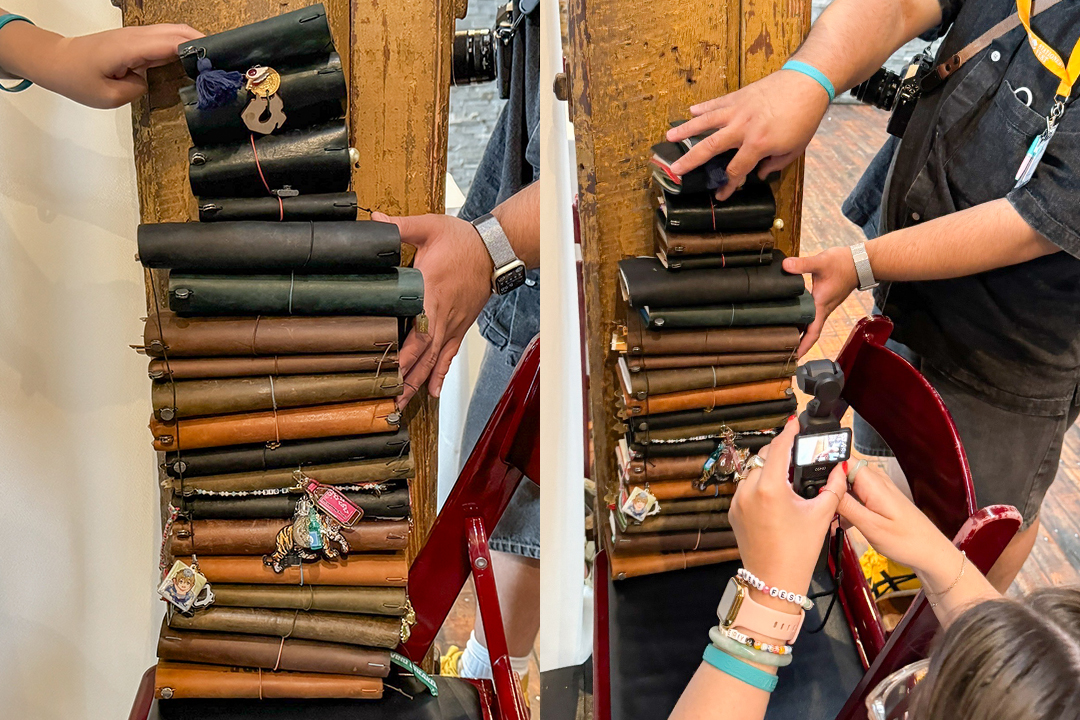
[794,431,851,467]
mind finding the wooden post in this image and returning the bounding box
[114,0,454,564]
[566,0,810,565]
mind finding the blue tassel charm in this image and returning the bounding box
[194,57,244,110]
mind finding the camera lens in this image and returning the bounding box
[451,29,498,86]
[850,67,901,112]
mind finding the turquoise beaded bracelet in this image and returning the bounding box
[0,14,34,93]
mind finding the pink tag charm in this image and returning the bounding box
[304,479,364,527]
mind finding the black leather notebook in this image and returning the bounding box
[655,181,776,233]
[198,193,358,223]
[618,251,804,308]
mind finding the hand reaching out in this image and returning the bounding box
[373,212,493,408]
[782,247,859,357]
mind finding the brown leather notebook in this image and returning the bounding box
[168,519,410,556]
[619,377,793,416]
[611,528,737,554]
[164,456,414,494]
[626,455,710,483]
[211,585,409,616]
[654,221,774,257]
[657,497,732,514]
[193,554,408,587]
[153,661,383,699]
[623,313,799,356]
[152,372,404,420]
[609,547,741,580]
[148,353,398,380]
[157,625,392,677]
[143,312,398,357]
[150,399,399,451]
[619,355,796,398]
[621,512,730,534]
[624,352,795,371]
[168,606,402,648]
[634,415,788,447]
[646,479,736,501]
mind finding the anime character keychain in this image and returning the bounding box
[620,485,660,523]
[157,558,215,614]
[241,65,287,134]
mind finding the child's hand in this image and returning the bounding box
[0,22,203,108]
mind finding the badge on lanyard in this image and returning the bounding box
[1015,101,1063,189]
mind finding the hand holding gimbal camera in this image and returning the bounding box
[790,359,852,498]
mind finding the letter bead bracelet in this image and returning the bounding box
[720,626,793,655]
[737,568,814,611]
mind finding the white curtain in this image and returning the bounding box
[0,3,160,719]
[537,0,590,672]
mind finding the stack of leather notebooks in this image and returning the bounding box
[136,7,421,702]
[605,179,812,580]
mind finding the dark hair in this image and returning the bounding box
[910,587,1080,720]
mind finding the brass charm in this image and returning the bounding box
[242,65,287,134]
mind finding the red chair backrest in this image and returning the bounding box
[836,316,977,538]
[401,336,540,661]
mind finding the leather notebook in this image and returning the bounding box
[143,313,399,357]
[618,355,796,398]
[655,497,733,515]
[644,479,736,501]
[199,193,358,223]
[154,661,383,700]
[181,53,346,146]
[177,486,411,520]
[138,221,401,271]
[619,252,804,308]
[625,454,711,482]
[210,584,409,616]
[168,269,425,318]
[189,556,409,589]
[148,353,398,381]
[158,625,392,677]
[188,121,352,198]
[628,433,774,459]
[628,397,797,433]
[608,548,741,580]
[621,512,731,534]
[633,416,787,445]
[624,352,796,371]
[178,5,336,79]
[165,457,414,495]
[654,215,774,256]
[655,182,776,233]
[649,139,774,195]
[152,372,404,421]
[640,291,815,329]
[611,528,737,555]
[150,399,400,451]
[618,377,794,416]
[657,250,770,271]
[164,429,409,478]
[169,518,409,556]
[623,313,800,356]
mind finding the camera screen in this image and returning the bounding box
[794,430,851,467]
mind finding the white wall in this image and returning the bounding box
[0,3,161,719]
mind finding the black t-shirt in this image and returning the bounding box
[853,0,1080,415]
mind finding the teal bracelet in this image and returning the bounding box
[0,14,34,93]
[782,60,835,102]
[709,626,793,668]
[703,644,779,692]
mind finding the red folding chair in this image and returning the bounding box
[129,337,540,720]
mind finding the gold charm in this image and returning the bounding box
[415,313,430,335]
[242,65,286,134]
[245,65,281,97]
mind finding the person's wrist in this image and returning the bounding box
[741,565,811,615]
[462,217,496,289]
[914,535,963,593]
[830,245,860,294]
[0,22,62,85]
[780,61,831,116]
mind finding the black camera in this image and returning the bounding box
[790,360,851,499]
[850,51,934,138]
[451,2,516,100]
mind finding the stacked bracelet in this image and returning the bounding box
[709,626,793,667]
[0,14,35,93]
[703,644,779,693]
[720,626,792,655]
[737,568,814,611]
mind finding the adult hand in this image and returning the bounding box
[730,418,848,607]
[781,247,859,357]
[836,464,954,574]
[373,212,493,408]
[0,23,203,108]
[665,70,831,201]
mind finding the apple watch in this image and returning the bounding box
[471,212,527,295]
[717,577,805,645]
[850,242,878,291]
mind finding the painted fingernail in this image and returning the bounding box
[787,414,797,422]
[842,460,849,474]
[818,487,825,495]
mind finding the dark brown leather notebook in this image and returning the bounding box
[623,313,800,357]
[149,353,398,380]
[618,355,796,398]
[154,661,383,699]
[609,547,741,580]
[168,606,402,648]
[165,456,414,495]
[210,584,408,616]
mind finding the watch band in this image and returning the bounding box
[472,213,519,270]
[850,242,878,291]
[717,577,805,644]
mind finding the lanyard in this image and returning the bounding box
[1017,0,1080,102]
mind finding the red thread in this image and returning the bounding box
[249,133,284,220]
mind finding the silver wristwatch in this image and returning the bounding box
[472,213,527,295]
[850,242,878,291]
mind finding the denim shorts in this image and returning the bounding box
[854,342,1080,531]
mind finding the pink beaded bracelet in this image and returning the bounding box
[721,626,793,655]
[737,568,814,611]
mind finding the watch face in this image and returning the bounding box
[717,577,743,628]
[494,262,527,295]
